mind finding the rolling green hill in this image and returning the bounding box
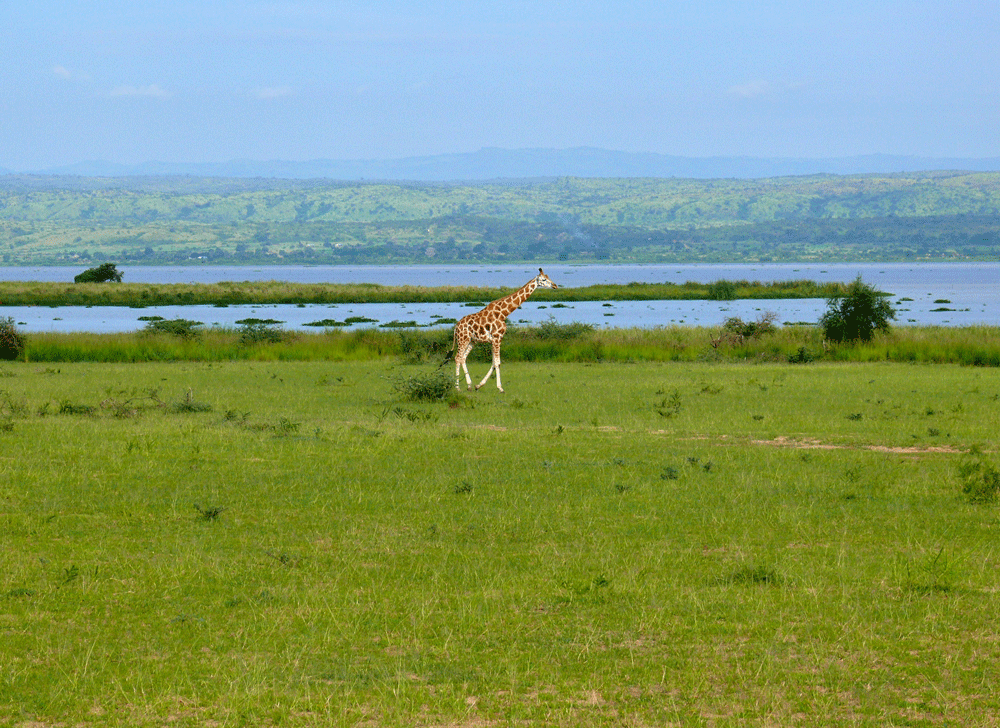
[2,172,999,265]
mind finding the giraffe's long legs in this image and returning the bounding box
[456,342,474,390]
[476,340,504,392]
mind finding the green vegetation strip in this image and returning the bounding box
[3,173,1000,264]
[1,359,999,726]
[10,323,1000,367]
[0,278,853,307]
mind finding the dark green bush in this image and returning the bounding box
[787,346,815,364]
[707,280,738,301]
[74,263,123,283]
[392,370,453,401]
[958,451,1000,504]
[820,276,896,343]
[722,312,777,339]
[0,317,26,361]
[239,322,287,345]
[142,318,203,338]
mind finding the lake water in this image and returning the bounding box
[2,262,998,333]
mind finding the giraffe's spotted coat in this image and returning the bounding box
[452,268,558,393]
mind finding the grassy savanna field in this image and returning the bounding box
[2,350,1000,725]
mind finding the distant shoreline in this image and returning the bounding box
[0,279,847,308]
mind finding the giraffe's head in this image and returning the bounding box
[534,268,558,290]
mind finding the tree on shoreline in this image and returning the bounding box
[820,276,896,343]
[0,317,26,360]
[74,263,123,283]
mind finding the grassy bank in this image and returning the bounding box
[0,278,852,307]
[12,322,1000,367]
[1,359,999,726]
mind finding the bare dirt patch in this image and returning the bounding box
[749,435,962,455]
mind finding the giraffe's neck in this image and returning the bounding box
[489,279,537,319]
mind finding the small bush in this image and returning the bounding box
[958,452,1000,504]
[707,280,738,301]
[59,400,96,416]
[393,370,452,402]
[0,317,26,361]
[74,263,123,283]
[239,322,287,345]
[169,389,212,413]
[787,346,815,364]
[143,318,203,338]
[722,311,778,339]
[194,504,225,521]
[654,390,682,418]
[820,276,896,343]
[533,319,595,340]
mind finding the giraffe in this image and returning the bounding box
[448,268,558,393]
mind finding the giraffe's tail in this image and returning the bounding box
[437,332,457,370]
[437,324,459,369]
[437,345,455,370]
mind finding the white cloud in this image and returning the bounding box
[53,65,91,82]
[108,84,172,98]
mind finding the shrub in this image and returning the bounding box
[707,280,738,301]
[59,400,96,416]
[820,276,896,343]
[722,312,777,339]
[239,322,287,345]
[787,346,815,364]
[392,370,452,402]
[711,312,778,349]
[533,319,595,340]
[0,317,26,361]
[74,263,123,283]
[142,318,203,338]
[169,390,213,413]
[958,451,1000,504]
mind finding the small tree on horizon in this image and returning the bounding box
[74,263,123,283]
[819,276,896,343]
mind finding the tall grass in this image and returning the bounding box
[21,323,1000,366]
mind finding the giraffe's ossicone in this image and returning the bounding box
[449,268,558,393]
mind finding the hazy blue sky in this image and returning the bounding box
[3,0,999,170]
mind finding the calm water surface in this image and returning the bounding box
[3,263,997,333]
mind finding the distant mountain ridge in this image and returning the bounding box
[20,147,1000,181]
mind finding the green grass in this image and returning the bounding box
[0,279,851,307]
[2,358,1000,726]
[15,323,1000,368]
